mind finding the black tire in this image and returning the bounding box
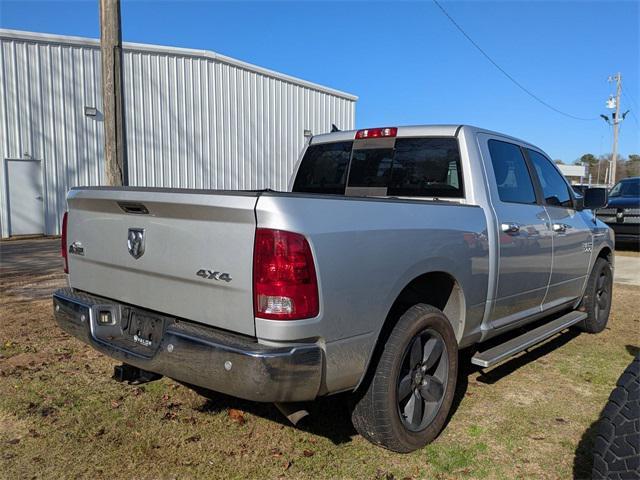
[579,257,613,334]
[592,356,640,479]
[350,304,458,453]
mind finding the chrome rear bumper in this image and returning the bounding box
[52,288,323,402]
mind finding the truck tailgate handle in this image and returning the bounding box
[118,202,149,215]
[501,223,520,235]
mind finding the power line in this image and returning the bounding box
[620,86,639,127]
[432,0,599,122]
[621,85,638,110]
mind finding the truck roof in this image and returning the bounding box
[310,124,538,150]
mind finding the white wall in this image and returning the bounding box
[0,29,357,237]
[557,164,587,180]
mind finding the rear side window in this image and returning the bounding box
[527,149,573,208]
[388,138,463,197]
[488,140,537,204]
[292,141,352,194]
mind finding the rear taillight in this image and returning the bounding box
[61,211,68,273]
[355,127,397,139]
[253,228,319,320]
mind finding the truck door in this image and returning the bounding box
[525,148,592,309]
[479,135,553,328]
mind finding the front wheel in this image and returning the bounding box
[579,257,614,334]
[350,304,458,452]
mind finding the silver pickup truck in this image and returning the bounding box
[53,125,614,452]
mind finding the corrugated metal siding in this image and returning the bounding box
[0,30,356,237]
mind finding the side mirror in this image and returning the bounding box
[583,187,608,210]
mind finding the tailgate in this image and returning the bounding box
[66,188,258,336]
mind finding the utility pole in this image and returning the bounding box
[608,73,622,187]
[100,0,128,186]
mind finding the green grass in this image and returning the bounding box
[1,283,638,479]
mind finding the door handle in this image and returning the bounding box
[553,223,570,233]
[501,223,520,235]
[35,196,43,200]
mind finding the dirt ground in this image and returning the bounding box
[1,239,638,479]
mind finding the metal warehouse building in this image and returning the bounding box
[0,29,357,238]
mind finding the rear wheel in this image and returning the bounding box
[351,304,458,452]
[579,257,613,333]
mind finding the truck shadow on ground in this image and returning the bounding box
[195,390,357,445]
[192,326,588,446]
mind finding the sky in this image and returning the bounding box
[1,0,638,163]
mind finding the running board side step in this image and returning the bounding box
[471,311,587,368]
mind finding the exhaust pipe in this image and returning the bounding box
[274,402,309,425]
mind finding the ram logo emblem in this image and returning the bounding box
[127,228,145,259]
[196,269,232,282]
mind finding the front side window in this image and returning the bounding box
[488,140,537,204]
[527,149,573,208]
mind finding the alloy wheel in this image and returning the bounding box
[396,328,449,432]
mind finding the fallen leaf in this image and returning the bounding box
[555,417,567,424]
[6,438,20,445]
[302,450,314,457]
[185,435,201,443]
[228,408,245,425]
[95,427,106,437]
[111,400,120,409]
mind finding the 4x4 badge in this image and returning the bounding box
[127,228,145,259]
[196,269,232,282]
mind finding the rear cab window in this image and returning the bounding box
[292,141,352,194]
[292,136,464,199]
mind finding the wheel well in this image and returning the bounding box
[355,272,465,391]
[386,272,465,340]
[597,246,613,263]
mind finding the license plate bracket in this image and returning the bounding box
[122,310,166,352]
[91,304,168,357]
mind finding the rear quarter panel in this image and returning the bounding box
[255,193,489,393]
